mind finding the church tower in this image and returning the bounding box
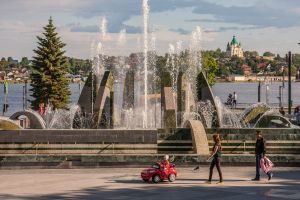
[226,36,243,58]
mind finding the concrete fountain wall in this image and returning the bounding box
[1,125,300,168]
[0,129,157,154]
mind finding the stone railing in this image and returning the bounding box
[0,129,157,155]
[206,128,300,154]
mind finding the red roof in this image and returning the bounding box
[257,63,266,70]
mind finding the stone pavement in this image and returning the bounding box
[0,167,299,200]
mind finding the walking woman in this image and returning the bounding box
[206,134,223,184]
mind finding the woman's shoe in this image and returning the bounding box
[216,181,224,185]
[205,180,212,184]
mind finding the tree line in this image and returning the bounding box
[0,56,92,76]
[204,48,300,77]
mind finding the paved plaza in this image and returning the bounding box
[0,166,299,200]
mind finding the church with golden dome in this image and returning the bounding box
[226,36,244,58]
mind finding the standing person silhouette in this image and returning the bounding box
[206,134,223,184]
[252,130,266,181]
[232,91,237,108]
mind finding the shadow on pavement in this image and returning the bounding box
[0,180,300,200]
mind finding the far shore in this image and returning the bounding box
[0,80,82,84]
[0,79,299,84]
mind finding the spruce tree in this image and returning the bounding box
[30,17,70,110]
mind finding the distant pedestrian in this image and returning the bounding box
[279,107,285,116]
[39,103,45,115]
[296,112,300,126]
[226,93,233,107]
[294,106,300,116]
[252,130,266,181]
[232,92,237,108]
[206,134,223,184]
[294,106,300,125]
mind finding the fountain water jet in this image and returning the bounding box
[118,29,127,46]
[214,97,245,128]
[100,17,107,40]
[143,0,149,128]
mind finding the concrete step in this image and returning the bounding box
[0,154,299,169]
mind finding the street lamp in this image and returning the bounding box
[2,71,8,116]
[288,51,292,114]
[278,66,285,108]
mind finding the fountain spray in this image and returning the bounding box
[143,0,149,128]
[100,17,107,41]
[90,41,95,115]
[118,29,127,46]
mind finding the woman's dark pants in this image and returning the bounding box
[208,157,223,182]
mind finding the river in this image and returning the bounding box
[1,82,300,117]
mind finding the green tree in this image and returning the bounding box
[201,53,219,85]
[244,51,259,58]
[7,57,18,69]
[7,57,13,63]
[30,17,70,110]
[20,57,30,68]
[263,51,275,57]
[0,57,8,71]
[154,55,167,91]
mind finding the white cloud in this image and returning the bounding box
[1,0,300,59]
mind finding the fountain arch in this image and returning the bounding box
[183,120,209,155]
[9,110,46,129]
[0,117,22,130]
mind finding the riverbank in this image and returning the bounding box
[0,79,82,84]
[1,82,300,117]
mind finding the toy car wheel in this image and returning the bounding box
[152,175,161,183]
[168,174,176,182]
[143,179,149,182]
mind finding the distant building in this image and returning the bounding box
[257,63,267,71]
[262,56,275,61]
[0,71,5,81]
[241,64,252,76]
[227,75,296,82]
[255,55,275,61]
[227,75,245,82]
[7,72,14,78]
[226,36,244,58]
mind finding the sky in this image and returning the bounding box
[1,0,300,59]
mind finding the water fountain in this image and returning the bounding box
[1,0,295,132]
[239,103,271,127]
[46,104,80,129]
[214,97,245,128]
[180,26,202,123]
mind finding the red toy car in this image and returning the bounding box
[141,162,177,183]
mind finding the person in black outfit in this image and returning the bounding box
[206,134,223,184]
[252,130,266,181]
[279,107,285,116]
